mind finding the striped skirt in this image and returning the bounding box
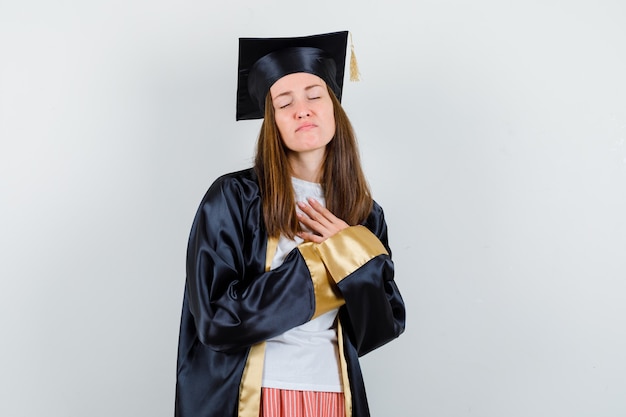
[260,388,345,417]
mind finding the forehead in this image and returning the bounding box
[270,72,327,96]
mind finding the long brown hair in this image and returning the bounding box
[254,85,373,238]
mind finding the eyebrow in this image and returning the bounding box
[272,84,324,100]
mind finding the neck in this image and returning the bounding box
[287,150,324,183]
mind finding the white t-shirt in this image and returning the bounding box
[261,177,343,393]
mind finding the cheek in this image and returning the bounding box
[273,114,290,136]
[327,111,336,136]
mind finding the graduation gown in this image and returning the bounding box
[175,168,405,417]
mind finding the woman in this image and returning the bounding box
[175,31,405,417]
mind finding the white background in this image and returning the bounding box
[1,0,625,416]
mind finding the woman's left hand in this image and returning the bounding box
[296,198,349,243]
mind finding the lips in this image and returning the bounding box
[296,123,316,132]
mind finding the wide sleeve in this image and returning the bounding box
[185,173,343,353]
[303,203,406,356]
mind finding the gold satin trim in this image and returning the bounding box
[318,225,388,283]
[299,242,345,319]
[337,319,352,417]
[265,236,278,272]
[238,342,266,417]
[237,236,278,417]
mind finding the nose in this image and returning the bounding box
[295,102,311,119]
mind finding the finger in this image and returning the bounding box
[298,200,337,228]
[305,200,350,234]
[306,198,340,223]
[296,212,330,236]
[297,230,325,244]
[296,200,349,238]
[297,200,324,220]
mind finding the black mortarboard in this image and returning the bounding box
[236,31,349,121]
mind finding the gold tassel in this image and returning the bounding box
[349,32,361,82]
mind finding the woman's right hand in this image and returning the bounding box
[296,198,349,244]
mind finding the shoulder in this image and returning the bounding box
[191,168,262,230]
[365,200,386,225]
[361,200,390,246]
[192,168,260,218]
[204,168,260,201]
[187,169,265,260]
[211,167,258,189]
[370,200,385,217]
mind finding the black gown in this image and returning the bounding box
[175,168,405,417]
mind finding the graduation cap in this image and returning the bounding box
[236,31,355,121]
